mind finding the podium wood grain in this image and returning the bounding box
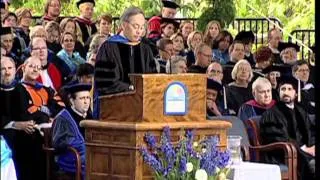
[81,74,232,180]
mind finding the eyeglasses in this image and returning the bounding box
[126,21,146,31]
[298,69,310,73]
[200,52,212,59]
[209,69,223,74]
[63,39,74,43]
[32,47,47,51]
[27,64,42,71]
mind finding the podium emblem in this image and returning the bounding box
[164,82,188,115]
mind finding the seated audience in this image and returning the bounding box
[186,31,203,67]
[292,60,314,114]
[155,38,174,73]
[166,56,187,74]
[15,7,32,46]
[267,28,282,64]
[206,61,224,84]
[52,83,92,179]
[30,37,63,90]
[226,59,253,114]
[206,78,224,117]
[180,20,194,48]
[203,20,221,49]
[260,75,315,180]
[212,30,233,65]
[278,42,300,65]
[234,30,256,66]
[187,43,212,73]
[238,77,276,121]
[57,32,86,77]
[39,0,62,25]
[86,34,106,66]
[170,32,186,56]
[13,56,64,180]
[44,21,62,54]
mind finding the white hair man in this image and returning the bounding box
[238,77,276,121]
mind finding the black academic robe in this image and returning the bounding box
[46,41,62,54]
[187,65,207,73]
[0,83,18,150]
[13,83,64,180]
[260,102,315,180]
[222,63,236,85]
[300,83,315,114]
[75,17,97,46]
[226,84,253,115]
[95,40,157,95]
[244,53,255,67]
[186,50,195,67]
[238,99,276,121]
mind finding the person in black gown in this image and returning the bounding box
[259,75,315,180]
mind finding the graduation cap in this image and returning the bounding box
[234,30,255,44]
[76,63,94,77]
[278,42,300,52]
[160,18,180,30]
[278,75,299,90]
[162,0,180,9]
[65,83,92,95]
[0,27,12,36]
[76,0,95,8]
[262,65,284,75]
[207,78,223,92]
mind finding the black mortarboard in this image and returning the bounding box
[262,65,284,75]
[65,83,92,94]
[207,78,223,91]
[234,30,255,44]
[278,75,298,90]
[76,0,95,8]
[0,27,12,36]
[162,0,180,9]
[76,63,94,77]
[160,18,180,30]
[278,42,300,52]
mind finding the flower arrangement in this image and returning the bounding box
[140,126,231,180]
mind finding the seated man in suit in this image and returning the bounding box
[238,77,276,121]
[259,75,315,180]
[52,83,92,179]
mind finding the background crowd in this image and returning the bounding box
[0,0,316,180]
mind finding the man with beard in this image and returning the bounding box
[52,83,92,179]
[260,75,315,180]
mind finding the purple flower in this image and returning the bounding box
[144,132,157,149]
[217,150,231,168]
[162,126,171,141]
[140,147,163,172]
[179,156,187,174]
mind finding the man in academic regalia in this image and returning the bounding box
[147,0,180,39]
[238,77,276,121]
[206,78,224,117]
[0,57,18,150]
[292,60,315,114]
[259,75,315,180]
[234,30,256,66]
[52,83,92,179]
[1,27,22,66]
[13,56,65,180]
[267,28,282,64]
[75,0,97,45]
[94,6,157,95]
[277,41,300,65]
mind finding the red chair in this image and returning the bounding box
[245,117,298,180]
[42,127,82,180]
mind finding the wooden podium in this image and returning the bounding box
[80,74,231,180]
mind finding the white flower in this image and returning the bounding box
[202,148,207,153]
[215,167,220,173]
[217,172,227,180]
[193,142,199,147]
[186,162,193,172]
[195,169,208,180]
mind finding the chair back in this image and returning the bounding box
[245,116,262,146]
[208,116,249,146]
